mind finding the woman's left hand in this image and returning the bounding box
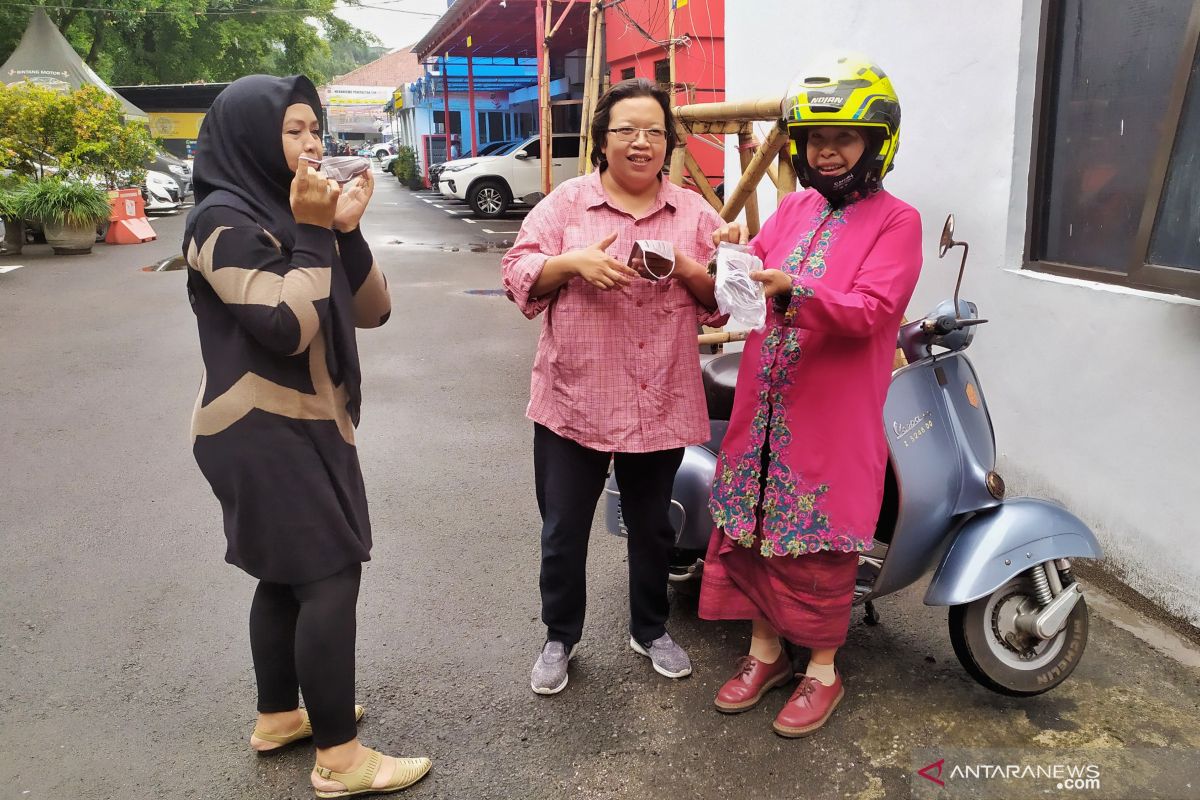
[333,170,374,233]
[750,268,794,298]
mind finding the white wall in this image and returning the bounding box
[726,0,1200,624]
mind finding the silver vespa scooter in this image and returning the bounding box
[604,215,1101,696]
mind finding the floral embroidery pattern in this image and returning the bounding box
[710,199,869,557]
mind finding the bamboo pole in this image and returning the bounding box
[684,150,721,211]
[666,0,686,185]
[720,121,789,229]
[576,0,599,175]
[698,329,749,346]
[676,97,785,123]
[537,0,552,196]
[547,0,578,39]
[732,131,760,232]
[669,118,746,135]
[583,2,604,173]
[776,142,797,203]
[584,3,605,174]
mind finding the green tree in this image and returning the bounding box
[308,35,389,82]
[0,83,74,179]
[60,86,158,186]
[0,83,156,186]
[0,1,377,86]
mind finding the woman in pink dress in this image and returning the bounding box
[698,53,923,737]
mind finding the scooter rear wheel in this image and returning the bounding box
[948,573,1089,696]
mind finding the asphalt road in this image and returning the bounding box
[2,171,1199,800]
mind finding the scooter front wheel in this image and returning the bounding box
[948,573,1088,696]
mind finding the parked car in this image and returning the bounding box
[149,150,192,200]
[428,140,520,188]
[438,134,581,218]
[141,170,182,213]
[368,141,396,160]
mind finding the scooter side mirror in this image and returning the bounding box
[939,214,956,258]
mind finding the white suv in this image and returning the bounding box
[438,134,581,218]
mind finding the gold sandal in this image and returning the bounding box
[312,749,431,798]
[251,704,366,753]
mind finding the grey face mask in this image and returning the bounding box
[299,155,370,184]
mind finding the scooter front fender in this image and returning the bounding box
[923,498,1102,606]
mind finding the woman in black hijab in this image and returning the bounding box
[184,74,430,796]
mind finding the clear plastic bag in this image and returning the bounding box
[714,242,766,330]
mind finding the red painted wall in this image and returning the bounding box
[605,0,725,187]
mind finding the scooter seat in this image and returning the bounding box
[702,351,742,422]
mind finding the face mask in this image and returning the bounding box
[792,129,883,207]
[803,156,875,207]
[628,240,675,280]
[299,155,370,184]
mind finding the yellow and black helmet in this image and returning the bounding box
[782,52,901,190]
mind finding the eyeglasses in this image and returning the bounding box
[607,127,668,143]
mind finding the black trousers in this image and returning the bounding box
[534,423,684,648]
[249,562,361,748]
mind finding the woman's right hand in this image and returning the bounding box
[290,161,341,229]
[571,232,639,290]
[711,221,750,246]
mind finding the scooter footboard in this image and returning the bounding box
[924,498,1102,606]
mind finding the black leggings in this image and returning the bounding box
[249,562,361,748]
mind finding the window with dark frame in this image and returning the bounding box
[1029,0,1200,298]
[654,59,670,89]
[621,67,636,81]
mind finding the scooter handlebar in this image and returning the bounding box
[920,315,990,336]
[922,315,959,336]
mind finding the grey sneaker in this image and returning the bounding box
[629,632,692,678]
[531,641,576,695]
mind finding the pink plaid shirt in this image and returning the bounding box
[502,171,727,453]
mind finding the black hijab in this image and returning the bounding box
[186,74,321,249]
[185,74,364,425]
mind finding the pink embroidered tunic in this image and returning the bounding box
[709,188,922,556]
[502,172,726,452]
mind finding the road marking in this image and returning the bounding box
[461,218,477,224]
[481,229,520,234]
[0,264,25,273]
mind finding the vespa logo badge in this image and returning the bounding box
[893,411,934,448]
[892,411,932,440]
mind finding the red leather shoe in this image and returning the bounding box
[772,672,844,737]
[714,653,793,713]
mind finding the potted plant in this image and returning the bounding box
[393,146,423,190]
[0,175,26,255]
[16,178,113,255]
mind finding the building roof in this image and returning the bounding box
[111,83,230,111]
[414,0,590,61]
[331,47,424,87]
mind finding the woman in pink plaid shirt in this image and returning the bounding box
[502,78,729,695]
